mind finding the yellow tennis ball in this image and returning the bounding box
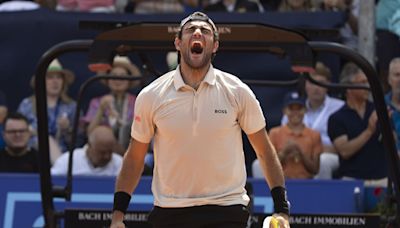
[263,216,279,228]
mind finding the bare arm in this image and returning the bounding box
[333,111,377,160]
[301,135,322,175]
[247,128,285,190]
[110,138,150,227]
[248,128,289,226]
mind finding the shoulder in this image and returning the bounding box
[137,71,174,99]
[214,68,254,95]
[327,96,345,106]
[305,127,321,137]
[19,97,33,106]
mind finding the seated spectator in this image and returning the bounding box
[18,59,77,154]
[376,0,400,38]
[317,0,359,50]
[253,91,323,179]
[0,0,40,11]
[278,0,315,12]
[56,0,127,13]
[281,62,344,179]
[0,90,8,150]
[82,55,141,154]
[328,63,388,183]
[129,0,184,14]
[0,113,38,173]
[51,126,122,176]
[385,57,400,155]
[204,0,263,13]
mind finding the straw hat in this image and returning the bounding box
[101,55,142,88]
[31,59,75,88]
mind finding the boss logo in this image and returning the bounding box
[215,109,227,114]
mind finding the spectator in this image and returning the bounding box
[318,0,359,50]
[253,91,323,179]
[204,0,263,12]
[18,59,77,154]
[56,0,128,12]
[82,55,141,154]
[51,126,122,176]
[376,0,400,38]
[281,62,344,179]
[0,113,38,173]
[0,90,8,150]
[129,0,184,14]
[278,0,315,12]
[0,0,40,11]
[328,63,388,183]
[385,57,400,154]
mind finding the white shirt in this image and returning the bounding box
[51,146,123,176]
[131,65,266,208]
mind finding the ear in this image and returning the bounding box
[213,40,219,54]
[174,37,181,52]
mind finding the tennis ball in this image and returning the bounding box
[263,216,279,228]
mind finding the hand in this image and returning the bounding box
[100,95,115,111]
[110,221,125,228]
[57,113,70,131]
[263,213,290,228]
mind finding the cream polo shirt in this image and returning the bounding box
[131,65,266,208]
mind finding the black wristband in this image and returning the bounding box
[113,191,132,214]
[271,186,290,216]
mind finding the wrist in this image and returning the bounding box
[270,186,290,216]
[113,191,131,214]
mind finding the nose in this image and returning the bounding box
[193,28,202,38]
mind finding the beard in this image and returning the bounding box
[181,48,213,70]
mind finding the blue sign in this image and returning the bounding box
[0,174,365,228]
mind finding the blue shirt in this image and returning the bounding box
[385,92,400,151]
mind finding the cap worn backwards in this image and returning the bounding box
[178,11,219,40]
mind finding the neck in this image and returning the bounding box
[112,92,126,100]
[308,97,325,110]
[392,90,400,105]
[179,63,210,90]
[5,147,29,157]
[347,96,366,116]
[287,122,304,133]
[47,95,59,107]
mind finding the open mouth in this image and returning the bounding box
[191,42,203,54]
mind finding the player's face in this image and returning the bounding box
[175,21,219,70]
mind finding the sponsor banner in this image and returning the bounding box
[64,209,380,228]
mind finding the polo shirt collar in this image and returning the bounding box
[173,64,216,90]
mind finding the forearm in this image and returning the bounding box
[338,129,373,159]
[112,139,149,224]
[301,154,319,175]
[87,109,104,133]
[248,129,285,188]
[258,145,285,188]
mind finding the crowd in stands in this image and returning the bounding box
[0,1,399,193]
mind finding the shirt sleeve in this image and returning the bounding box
[328,113,346,142]
[237,84,266,135]
[130,90,155,143]
[50,153,68,175]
